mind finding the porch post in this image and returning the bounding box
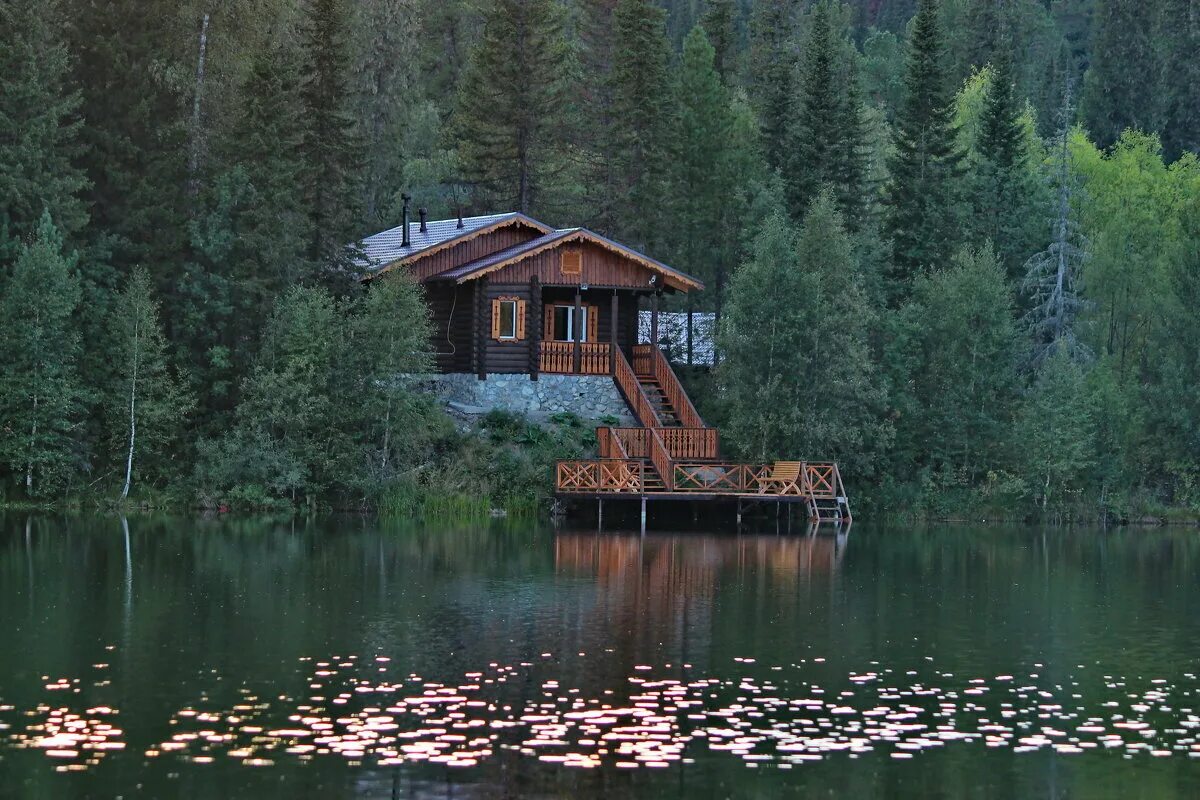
[573,288,583,374]
[530,276,541,380]
[476,277,488,380]
[650,291,660,350]
[610,290,619,376]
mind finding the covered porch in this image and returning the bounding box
[532,285,670,377]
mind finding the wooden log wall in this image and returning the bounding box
[424,283,474,373]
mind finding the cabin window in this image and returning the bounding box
[491,297,526,341]
[550,304,599,342]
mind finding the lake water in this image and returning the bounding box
[1,516,1199,798]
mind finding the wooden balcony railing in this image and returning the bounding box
[554,458,845,500]
[556,459,644,493]
[597,427,719,461]
[539,341,611,375]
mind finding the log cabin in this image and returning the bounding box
[359,202,851,527]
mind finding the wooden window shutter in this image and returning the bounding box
[544,305,555,340]
[587,304,598,342]
[561,249,582,276]
[490,298,501,340]
[516,299,527,340]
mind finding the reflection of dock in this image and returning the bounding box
[555,529,850,586]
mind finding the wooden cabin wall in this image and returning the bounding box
[484,283,534,374]
[406,224,545,281]
[424,283,474,373]
[491,241,675,289]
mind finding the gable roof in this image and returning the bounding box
[359,212,552,273]
[429,227,705,292]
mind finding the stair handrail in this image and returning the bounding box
[649,346,705,429]
[648,427,674,493]
[613,346,663,428]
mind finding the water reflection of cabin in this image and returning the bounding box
[359,207,850,527]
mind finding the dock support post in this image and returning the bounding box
[640,497,647,535]
[736,499,743,529]
[598,498,603,531]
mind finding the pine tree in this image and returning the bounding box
[833,58,873,232]
[66,0,189,276]
[1156,0,1200,160]
[719,195,889,473]
[607,0,673,249]
[884,0,964,299]
[748,0,798,174]
[353,0,421,225]
[299,0,365,273]
[786,1,840,218]
[701,0,738,81]
[973,43,1042,279]
[0,213,84,496]
[578,0,622,231]
[1022,83,1089,366]
[667,28,739,356]
[1080,0,1161,149]
[0,0,88,263]
[454,0,576,217]
[106,268,193,499]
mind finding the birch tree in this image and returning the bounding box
[106,268,192,500]
[0,213,83,496]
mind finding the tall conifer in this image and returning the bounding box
[748,0,798,174]
[701,0,738,82]
[608,0,673,250]
[1080,0,1160,148]
[454,0,576,217]
[299,0,364,273]
[884,0,963,298]
[0,0,88,263]
[786,2,840,219]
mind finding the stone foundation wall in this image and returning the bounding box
[416,373,637,426]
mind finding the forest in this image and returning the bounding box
[0,0,1197,520]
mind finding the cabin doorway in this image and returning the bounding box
[550,304,588,342]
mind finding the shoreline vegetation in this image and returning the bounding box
[2,0,1199,524]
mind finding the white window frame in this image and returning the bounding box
[553,305,588,342]
[497,298,519,341]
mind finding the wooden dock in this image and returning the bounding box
[553,344,851,528]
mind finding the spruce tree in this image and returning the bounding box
[719,195,889,474]
[667,28,739,355]
[299,0,364,273]
[786,1,840,219]
[0,0,88,263]
[833,58,873,232]
[454,0,576,216]
[106,268,193,499]
[578,0,621,231]
[1156,0,1200,160]
[883,0,964,299]
[0,213,84,496]
[701,0,738,82]
[973,43,1041,279]
[1080,0,1161,149]
[748,0,798,174]
[608,0,673,250]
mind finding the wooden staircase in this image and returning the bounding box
[636,375,683,427]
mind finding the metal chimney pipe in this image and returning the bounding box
[419,207,428,233]
[401,193,411,247]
